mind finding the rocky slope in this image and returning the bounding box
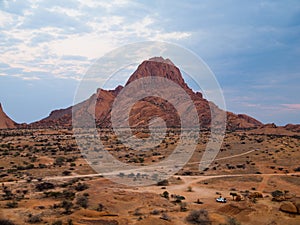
[31,57,262,130]
[0,103,17,129]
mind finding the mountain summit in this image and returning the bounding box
[148,56,175,65]
[32,57,262,130]
[0,103,17,129]
[125,57,188,91]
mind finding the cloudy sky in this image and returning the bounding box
[0,0,299,125]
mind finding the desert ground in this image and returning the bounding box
[0,128,299,225]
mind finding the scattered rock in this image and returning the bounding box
[272,196,286,202]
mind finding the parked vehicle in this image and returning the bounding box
[216,197,227,203]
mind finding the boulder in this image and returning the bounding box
[249,192,263,199]
[280,201,298,214]
[294,200,300,214]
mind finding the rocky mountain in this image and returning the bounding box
[31,57,262,130]
[0,103,17,129]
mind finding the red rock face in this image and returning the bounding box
[0,103,17,129]
[31,57,263,130]
[226,112,263,130]
[126,58,189,91]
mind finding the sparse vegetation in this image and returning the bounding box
[0,219,16,225]
[222,217,242,225]
[52,220,63,225]
[61,200,73,214]
[76,194,89,208]
[27,214,42,223]
[294,167,300,172]
[74,182,89,191]
[161,191,169,199]
[186,209,211,225]
[6,201,18,208]
[0,128,300,224]
[36,182,55,191]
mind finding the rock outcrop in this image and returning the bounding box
[31,57,263,130]
[280,201,298,214]
[0,103,17,129]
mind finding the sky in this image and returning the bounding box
[0,0,299,125]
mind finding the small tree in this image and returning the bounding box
[61,200,73,214]
[161,191,169,199]
[76,195,88,208]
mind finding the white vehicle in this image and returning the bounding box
[216,197,227,203]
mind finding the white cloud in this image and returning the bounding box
[21,76,40,80]
[281,104,300,111]
[0,0,191,82]
[50,34,117,59]
[48,6,83,17]
[153,31,191,41]
[8,74,41,81]
[79,0,131,10]
[0,10,14,27]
